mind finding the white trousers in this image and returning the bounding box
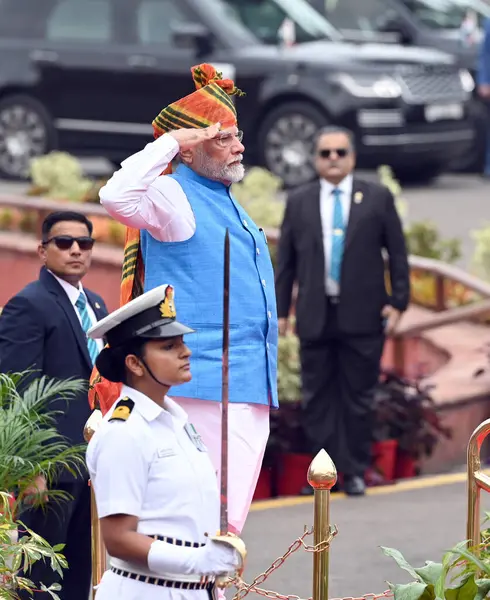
[177,399,270,534]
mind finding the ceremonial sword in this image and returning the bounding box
[220,228,230,535]
[210,230,247,587]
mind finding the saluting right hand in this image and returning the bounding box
[168,123,221,151]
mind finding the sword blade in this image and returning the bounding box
[220,228,230,535]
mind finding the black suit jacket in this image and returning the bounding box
[0,267,108,450]
[275,178,410,340]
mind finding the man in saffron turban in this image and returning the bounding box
[91,63,278,536]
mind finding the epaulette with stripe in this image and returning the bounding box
[109,397,135,423]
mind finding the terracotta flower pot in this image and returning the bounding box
[253,467,272,500]
[395,448,417,479]
[277,453,313,496]
[371,439,398,483]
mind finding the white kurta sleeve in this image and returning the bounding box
[99,133,196,242]
[88,424,149,519]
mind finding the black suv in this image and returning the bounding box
[0,0,476,186]
[310,0,490,171]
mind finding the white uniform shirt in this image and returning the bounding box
[319,174,353,296]
[49,271,104,352]
[86,385,219,582]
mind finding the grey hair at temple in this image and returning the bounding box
[314,126,356,152]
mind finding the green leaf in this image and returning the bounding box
[475,578,490,600]
[446,575,478,600]
[381,547,421,580]
[390,581,431,600]
[451,547,490,577]
[415,562,444,585]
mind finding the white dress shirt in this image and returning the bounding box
[86,385,219,600]
[99,134,196,243]
[319,174,353,296]
[49,271,104,351]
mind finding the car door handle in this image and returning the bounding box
[29,49,59,64]
[127,54,158,69]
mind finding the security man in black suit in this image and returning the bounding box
[0,211,108,599]
[275,126,410,496]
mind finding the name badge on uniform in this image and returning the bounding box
[184,423,207,452]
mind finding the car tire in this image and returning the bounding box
[257,101,329,188]
[0,94,56,181]
[392,163,443,185]
[451,98,486,173]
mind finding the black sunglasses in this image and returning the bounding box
[318,148,350,159]
[42,235,95,251]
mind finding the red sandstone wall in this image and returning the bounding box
[0,245,122,311]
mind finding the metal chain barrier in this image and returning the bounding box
[231,525,393,600]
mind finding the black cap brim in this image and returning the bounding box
[137,320,195,339]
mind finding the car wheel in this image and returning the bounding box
[0,94,56,180]
[257,101,329,188]
[451,98,486,173]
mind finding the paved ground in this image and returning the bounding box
[236,471,490,600]
[1,163,489,270]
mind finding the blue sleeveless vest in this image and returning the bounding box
[141,164,278,408]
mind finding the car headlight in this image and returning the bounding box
[459,69,475,93]
[332,73,402,99]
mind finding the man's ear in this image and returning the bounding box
[179,149,193,164]
[38,243,47,264]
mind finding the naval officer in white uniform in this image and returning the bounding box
[85,284,246,599]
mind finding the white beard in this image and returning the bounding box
[194,147,245,184]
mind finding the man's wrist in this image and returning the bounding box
[160,133,180,156]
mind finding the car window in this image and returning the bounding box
[401,0,486,29]
[324,0,399,32]
[222,0,341,43]
[137,0,195,45]
[46,0,113,43]
[0,0,57,39]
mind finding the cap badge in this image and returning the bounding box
[159,285,176,319]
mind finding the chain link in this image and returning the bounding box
[230,525,393,600]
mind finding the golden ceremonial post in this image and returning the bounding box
[466,418,490,550]
[308,449,337,600]
[84,409,107,595]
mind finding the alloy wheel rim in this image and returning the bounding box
[264,113,318,186]
[0,104,48,178]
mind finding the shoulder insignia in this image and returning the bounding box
[109,397,135,423]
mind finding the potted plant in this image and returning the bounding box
[0,371,87,599]
[381,517,490,600]
[260,328,314,498]
[373,370,452,481]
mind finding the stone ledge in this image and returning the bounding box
[0,230,122,266]
[396,306,490,473]
[401,305,490,407]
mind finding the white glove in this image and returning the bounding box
[147,538,241,577]
[195,539,241,575]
